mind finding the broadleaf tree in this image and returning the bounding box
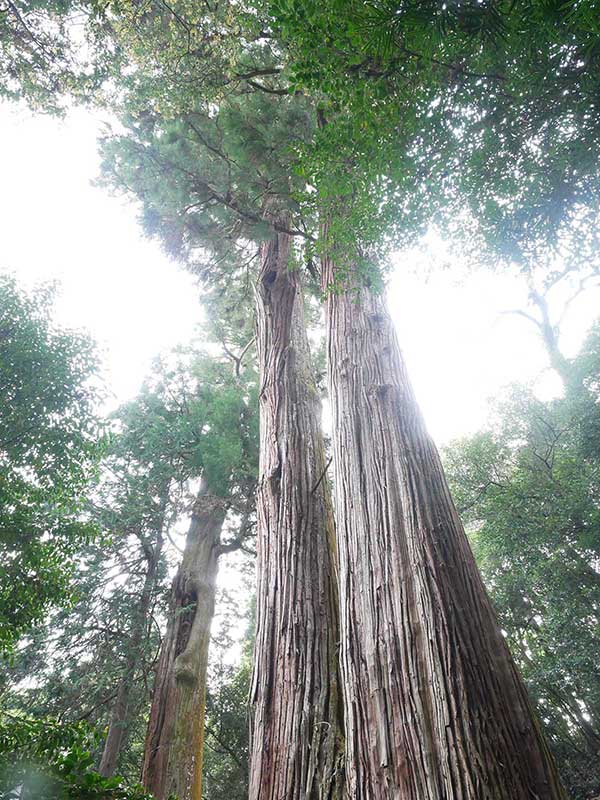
[444,324,600,799]
[0,274,102,655]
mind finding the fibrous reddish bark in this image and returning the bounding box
[322,258,566,800]
[249,224,344,800]
[142,487,225,800]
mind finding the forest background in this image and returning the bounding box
[1,4,597,797]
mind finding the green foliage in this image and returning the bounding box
[202,595,254,800]
[0,336,259,780]
[0,274,103,654]
[93,0,600,284]
[122,343,259,500]
[265,0,600,276]
[0,0,115,112]
[0,711,153,799]
[444,325,600,799]
[202,660,250,800]
[92,0,385,282]
[0,465,170,782]
[97,83,315,285]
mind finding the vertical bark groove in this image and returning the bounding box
[249,223,344,800]
[322,258,566,800]
[142,488,225,800]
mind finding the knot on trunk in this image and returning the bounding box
[192,493,225,516]
[174,651,199,686]
[368,383,392,399]
[369,312,385,328]
[267,461,282,494]
[263,269,277,288]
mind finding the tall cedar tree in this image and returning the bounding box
[271,4,600,794]
[2,3,340,793]
[249,220,343,799]
[95,6,561,797]
[320,246,565,798]
[97,6,566,796]
[7,0,590,793]
[96,14,346,794]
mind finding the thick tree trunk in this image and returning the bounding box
[141,486,225,800]
[249,223,344,800]
[99,532,163,777]
[322,259,566,800]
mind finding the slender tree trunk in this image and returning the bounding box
[142,485,225,800]
[528,284,574,387]
[249,222,344,800]
[99,532,163,777]
[98,676,135,777]
[322,258,566,799]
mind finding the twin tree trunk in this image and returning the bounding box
[134,235,565,799]
[321,257,566,799]
[249,222,344,800]
[142,486,225,800]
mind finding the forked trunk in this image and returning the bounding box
[142,487,225,800]
[249,222,344,800]
[322,258,566,800]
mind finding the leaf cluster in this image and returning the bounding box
[0,274,103,654]
[0,711,153,799]
[444,323,600,798]
[0,0,117,112]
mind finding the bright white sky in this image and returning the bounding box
[1,102,598,446]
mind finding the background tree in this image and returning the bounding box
[0,274,102,655]
[1,330,260,795]
[1,527,166,782]
[0,384,180,782]
[95,390,179,778]
[0,0,115,111]
[444,323,600,799]
[141,342,259,800]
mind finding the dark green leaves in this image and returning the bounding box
[0,275,103,653]
[0,711,154,799]
[444,326,600,799]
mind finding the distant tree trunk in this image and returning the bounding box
[142,485,225,800]
[527,284,574,387]
[99,529,164,777]
[321,257,566,799]
[249,221,344,800]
